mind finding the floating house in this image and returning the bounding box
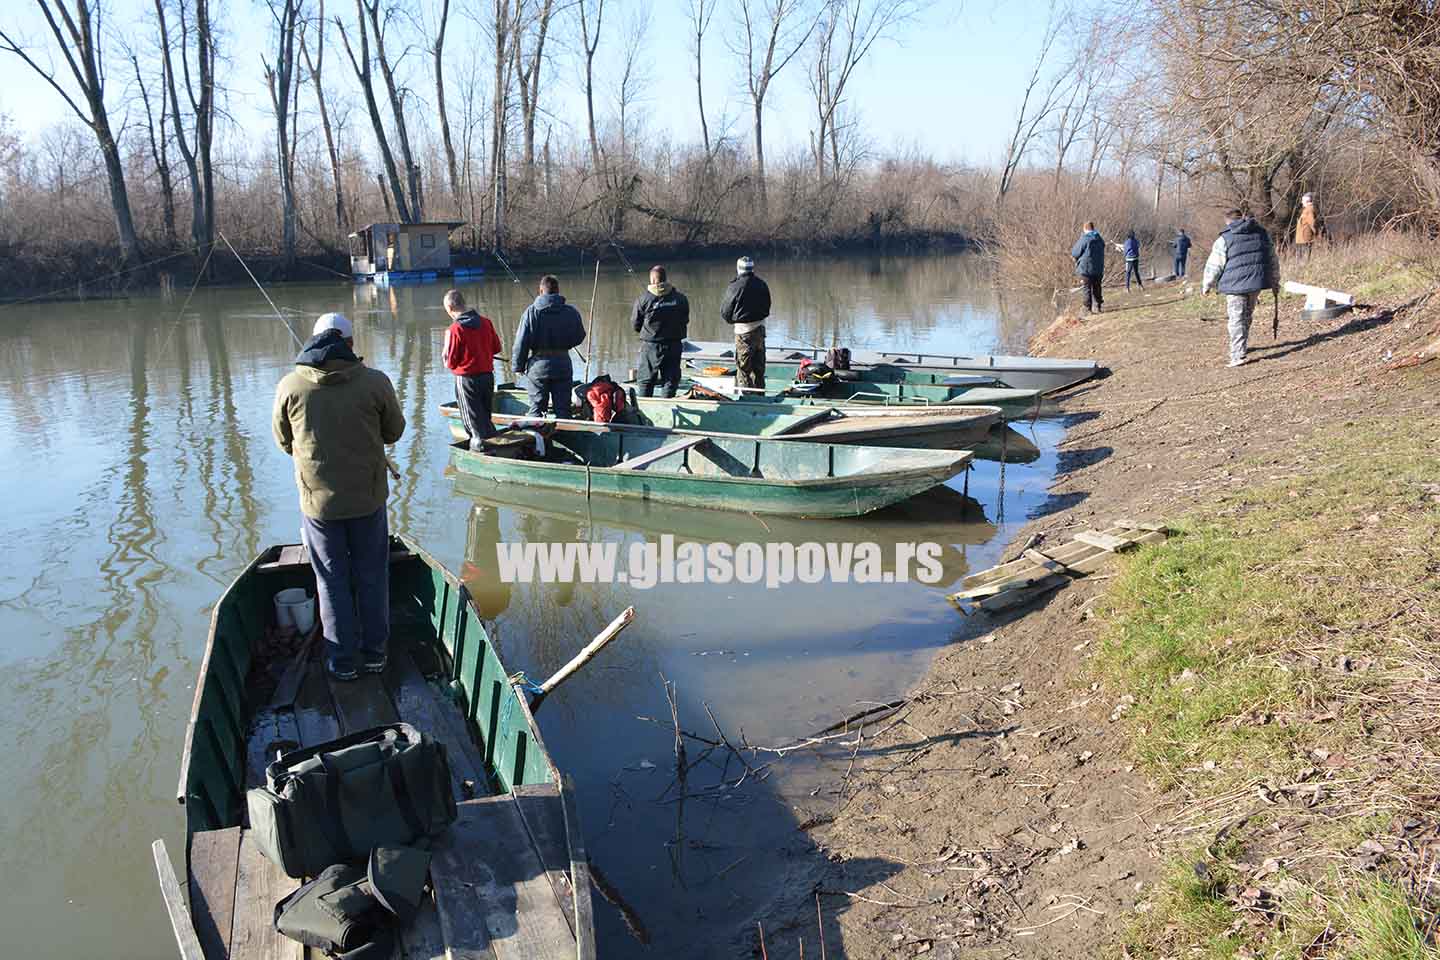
[348,221,483,284]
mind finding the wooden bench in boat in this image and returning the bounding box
[186,639,579,960]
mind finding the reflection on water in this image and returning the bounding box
[0,253,1061,958]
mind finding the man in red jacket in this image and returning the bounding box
[442,289,503,447]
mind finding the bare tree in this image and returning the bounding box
[996,0,1072,203]
[336,0,413,222]
[300,0,347,237]
[514,0,556,178]
[733,0,821,211]
[359,0,422,218]
[686,0,719,155]
[151,0,216,268]
[488,0,523,252]
[129,49,178,247]
[612,4,652,165]
[431,0,462,208]
[264,0,304,265]
[0,0,146,267]
[809,0,925,181]
[576,0,606,173]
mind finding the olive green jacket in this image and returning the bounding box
[272,360,406,520]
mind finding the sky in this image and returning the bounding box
[0,0,1047,169]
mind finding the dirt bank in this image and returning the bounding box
[750,240,1440,959]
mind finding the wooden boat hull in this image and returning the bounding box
[683,373,1044,418]
[449,428,971,517]
[440,388,1002,446]
[680,339,1101,393]
[169,536,594,958]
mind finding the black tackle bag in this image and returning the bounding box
[273,846,432,958]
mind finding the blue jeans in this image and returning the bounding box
[1174,255,1187,278]
[301,506,390,673]
[1125,260,1143,289]
[525,376,573,418]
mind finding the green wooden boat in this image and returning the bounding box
[449,427,972,517]
[440,387,1002,446]
[155,535,597,960]
[681,371,1044,418]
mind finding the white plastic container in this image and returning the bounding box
[274,588,316,637]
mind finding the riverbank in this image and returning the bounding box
[754,236,1440,958]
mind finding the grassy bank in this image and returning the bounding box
[1084,241,1440,958]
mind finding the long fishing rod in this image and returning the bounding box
[608,239,637,274]
[581,260,601,382]
[492,249,521,284]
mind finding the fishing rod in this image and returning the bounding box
[608,239,637,274]
[581,260,600,382]
[221,231,400,481]
[492,249,521,284]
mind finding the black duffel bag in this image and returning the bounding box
[274,846,432,958]
[248,723,457,878]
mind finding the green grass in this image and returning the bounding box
[1095,416,1440,958]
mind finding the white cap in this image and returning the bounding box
[736,256,755,274]
[1302,193,1313,203]
[313,312,353,338]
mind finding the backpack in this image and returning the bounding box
[273,846,431,958]
[585,376,628,423]
[826,347,851,371]
[247,724,457,879]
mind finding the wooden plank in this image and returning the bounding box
[229,834,302,960]
[325,671,401,733]
[153,839,206,960]
[293,661,342,746]
[1112,518,1169,533]
[268,633,319,710]
[510,784,577,935]
[559,775,596,960]
[613,435,710,471]
[1073,529,1134,552]
[950,568,1059,601]
[1023,548,1068,573]
[432,797,575,960]
[975,574,1069,612]
[399,892,450,960]
[188,827,242,960]
[387,649,487,800]
[773,407,840,437]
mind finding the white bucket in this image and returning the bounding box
[274,588,316,637]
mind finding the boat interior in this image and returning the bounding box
[177,540,586,959]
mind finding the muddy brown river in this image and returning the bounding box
[0,253,1066,957]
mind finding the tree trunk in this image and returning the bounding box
[266,0,301,267]
[433,0,461,209]
[338,0,412,223]
[302,1,346,237]
[133,53,178,248]
[363,0,420,219]
[754,99,767,210]
[195,0,216,275]
[578,0,604,173]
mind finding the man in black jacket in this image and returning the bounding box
[720,255,772,388]
[631,265,691,397]
[514,275,587,416]
[1202,210,1280,367]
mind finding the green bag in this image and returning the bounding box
[273,846,432,957]
[247,723,457,878]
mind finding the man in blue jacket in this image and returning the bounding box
[631,265,691,397]
[1202,210,1281,367]
[514,275,587,416]
[1119,230,1143,290]
[1071,222,1106,313]
[1171,229,1192,278]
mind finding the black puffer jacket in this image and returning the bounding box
[1216,218,1276,295]
[720,273,772,326]
[631,284,691,341]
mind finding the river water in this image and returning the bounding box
[0,253,1065,957]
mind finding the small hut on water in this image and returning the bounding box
[348,221,482,284]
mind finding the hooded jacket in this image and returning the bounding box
[1071,230,1106,277]
[1203,217,1280,296]
[719,273,771,331]
[631,282,691,342]
[1171,232,1192,257]
[514,293,586,381]
[1122,234,1140,261]
[272,330,406,520]
[444,310,502,376]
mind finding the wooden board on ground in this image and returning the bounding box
[949,522,1169,614]
[188,827,242,960]
[431,797,575,960]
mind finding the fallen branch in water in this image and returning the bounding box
[587,858,651,944]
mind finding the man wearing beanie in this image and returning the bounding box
[272,312,406,681]
[720,255,772,388]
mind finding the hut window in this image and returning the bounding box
[421,233,436,249]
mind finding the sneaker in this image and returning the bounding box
[1227,357,1248,368]
[326,660,358,682]
[362,653,388,674]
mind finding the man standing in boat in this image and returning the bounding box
[272,313,406,681]
[721,255,772,388]
[631,265,691,397]
[1071,222,1106,314]
[1202,209,1281,367]
[514,275,587,417]
[442,288,503,447]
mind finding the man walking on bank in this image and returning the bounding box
[721,255,772,389]
[1202,209,1281,368]
[442,288,503,448]
[632,265,691,398]
[273,313,406,681]
[514,274,587,417]
[1071,222,1106,313]
[1171,229,1192,278]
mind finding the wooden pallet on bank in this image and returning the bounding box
[947,520,1169,614]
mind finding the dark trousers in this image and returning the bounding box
[525,376,573,418]
[1174,255,1187,278]
[735,326,767,388]
[638,340,683,398]
[302,505,390,673]
[1080,274,1104,312]
[1124,260,1143,290]
[455,373,495,447]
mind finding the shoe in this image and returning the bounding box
[362,653,388,674]
[327,661,359,682]
[1227,357,1248,368]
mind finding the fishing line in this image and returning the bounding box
[219,230,304,348]
[492,249,521,284]
[608,240,636,274]
[0,244,204,310]
[581,260,600,382]
[154,240,220,362]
